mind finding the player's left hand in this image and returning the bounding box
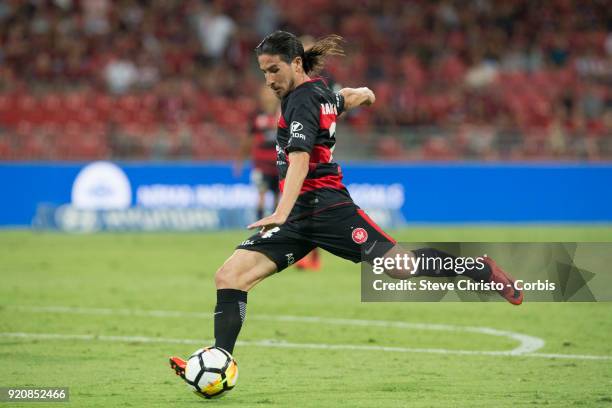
[247,212,288,234]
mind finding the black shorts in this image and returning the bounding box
[236,203,396,272]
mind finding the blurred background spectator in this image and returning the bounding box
[0,0,610,161]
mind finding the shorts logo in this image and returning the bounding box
[291,121,303,132]
[261,227,280,238]
[351,228,368,244]
[286,253,295,265]
[240,239,255,246]
[364,240,378,255]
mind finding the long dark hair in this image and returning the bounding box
[255,31,344,76]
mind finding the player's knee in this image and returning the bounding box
[385,267,414,279]
[380,248,418,279]
[215,260,259,291]
[215,264,243,290]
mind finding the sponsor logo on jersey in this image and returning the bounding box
[290,121,306,140]
[291,121,303,132]
[351,227,368,244]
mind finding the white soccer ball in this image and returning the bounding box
[184,347,238,399]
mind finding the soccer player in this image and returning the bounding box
[170,31,522,379]
[235,84,321,271]
[235,85,281,221]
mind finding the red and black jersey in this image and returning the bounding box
[251,111,279,175]
[277,78,353,218]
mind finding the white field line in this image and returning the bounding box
[0,332,610,361]
[2,305,610,361]
[6,305,544,354]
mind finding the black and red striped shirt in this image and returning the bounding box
[277,78,353,217]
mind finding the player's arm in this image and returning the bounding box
[275,151,309,216]
[247,152,308,232]
[248,91,319,233]
[248,151,309,233]
[338,87,375,111]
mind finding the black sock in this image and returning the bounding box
[256,207,264,220]
[214,289,247,354]
[412,248,491,282]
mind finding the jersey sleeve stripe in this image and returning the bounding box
[278,115,288,129]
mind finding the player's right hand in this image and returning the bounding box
[247,212,288,234]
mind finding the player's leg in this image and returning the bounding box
[380,245,523,304]
[353,209,521,303]
[306,205,458,279]
[215,249,277,290]
[170,249,277,379]
[216,224,315,354]
[171,225,315,381]
[213,249,276,354]
[379,245,490,281]
[307,204,522,304]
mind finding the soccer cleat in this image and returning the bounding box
[169,356,187,380]
[482,256,524,305]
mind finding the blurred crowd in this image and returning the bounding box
[0,0,610,161]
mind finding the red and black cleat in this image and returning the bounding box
[482,256,524,305]
[169,356,187,380]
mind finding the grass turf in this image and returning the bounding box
[0,227,611,407]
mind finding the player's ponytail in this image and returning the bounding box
[255,31,345,76]
[302,35,345,75]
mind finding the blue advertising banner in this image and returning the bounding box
[1,162,611,229]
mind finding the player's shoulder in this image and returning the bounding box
[285,79,330,107]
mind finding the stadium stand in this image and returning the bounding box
[0,0,610,160]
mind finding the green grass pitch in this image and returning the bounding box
[1,226,611,407]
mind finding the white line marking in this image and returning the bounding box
[2,305,610,361]
[0,332,609,361]
[6,305,544,354]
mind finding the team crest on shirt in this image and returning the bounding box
[351,228,368,244]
